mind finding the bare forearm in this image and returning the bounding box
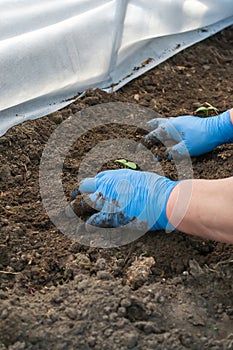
[167,177,233,243]
[231,108,233,123]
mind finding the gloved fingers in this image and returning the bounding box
[167,141,189,159]
[127,218,149,231]
[144,123,181,145]
[85,212,151,233]
[145,117,169,131]
[89,191,106,211]
[85,211,132,231]
[79,177,97,193]
[89,191,123,212]
[71,188,80,200]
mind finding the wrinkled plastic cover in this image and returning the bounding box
[0,0,233,136]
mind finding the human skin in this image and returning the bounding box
[230,108,233,123]
[166,108,233,243]
[80,109,233,243]
[166,177,233,243]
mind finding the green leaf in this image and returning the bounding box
[114,159,137,170]
[195,105,219,115]
[125,161,137,170]
[114,159,127,165]
[195,106,208,113]
[207,106,219,112]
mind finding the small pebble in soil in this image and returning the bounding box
[125,256,155,289]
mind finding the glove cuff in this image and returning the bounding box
[217,110,233,144]
[152,177,178,232]
[162,180,178,232]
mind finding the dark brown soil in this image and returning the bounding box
[0,27,233,350]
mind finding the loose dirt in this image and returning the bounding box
[0,27,233,349]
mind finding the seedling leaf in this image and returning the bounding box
[114,159,127,165]
[195,106,208,113]
[125,161,137,170]
[195,103,219,116]
[114,159,137,170]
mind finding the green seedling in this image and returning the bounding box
[195,102,219,116]
[114,159,137,170]
[210,325,219,332]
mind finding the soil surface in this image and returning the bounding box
[0,27,233,349]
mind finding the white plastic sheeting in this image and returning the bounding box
[0,0,233,136]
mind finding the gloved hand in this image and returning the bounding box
[144,110,233,158]
[79,169,177,231]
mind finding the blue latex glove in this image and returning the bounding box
[79,169,177,231]
[144,110,233,158]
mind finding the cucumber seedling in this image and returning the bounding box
[195,102,219,116]
[114,159,137,170]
